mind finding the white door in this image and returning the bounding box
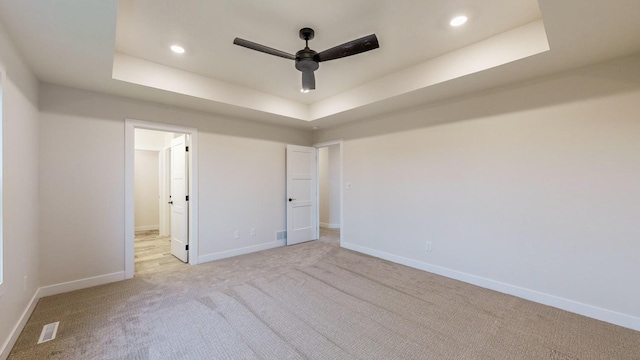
[286,145,318,245]
[170,135,189,262]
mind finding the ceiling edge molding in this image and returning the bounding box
[309,20,550,120]
[112,53,311,121]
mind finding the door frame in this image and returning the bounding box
[313,139,344,246]
[124,119,199,279]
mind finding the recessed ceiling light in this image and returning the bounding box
[170,45,185,54]
[450,16,468,27]
[300,89,310,93]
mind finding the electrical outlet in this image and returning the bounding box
[251,228,256,236]
[426,241,432,252]
[233,230,239,239]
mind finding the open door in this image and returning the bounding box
[286,145,318,245]
[170,134,188,262]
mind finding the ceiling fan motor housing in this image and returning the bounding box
[295,48,319,72]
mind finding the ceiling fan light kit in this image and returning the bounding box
[233,27,379,92]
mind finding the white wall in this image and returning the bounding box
[314,54,640,330]
[38,83,312,286]
[0,19,40,359]
[134,150,159,230]
[319,145,341,228]
[135,128,166,150]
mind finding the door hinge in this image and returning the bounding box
[186,195,189,201]
[186,146,189,152]
[185,244,189,250]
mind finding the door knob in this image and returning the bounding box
[168,201,173,204]
[288,198,296,202]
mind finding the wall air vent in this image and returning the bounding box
[276,230,287,241]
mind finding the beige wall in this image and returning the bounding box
[0,20,40,358]
[134,150,159,230]
[314,54,640,328]
[135,128,166,150]
[38,83,312,286]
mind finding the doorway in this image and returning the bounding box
[315,140,343,246]
[285,141,343,246]
[133,129,189,274]
[125,119,199,279]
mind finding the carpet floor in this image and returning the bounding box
[8,229,640,359]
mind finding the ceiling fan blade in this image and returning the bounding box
[302,71,316,90]
[233,38,295,60]
[315,34,379,62]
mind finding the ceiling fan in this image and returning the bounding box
[233,28,379,92]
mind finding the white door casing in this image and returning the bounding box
[125,119,198,279]
[286,145,318,245]
[170,135,189,262]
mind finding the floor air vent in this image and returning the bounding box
[276,230,287,241]
[38,321,59,344]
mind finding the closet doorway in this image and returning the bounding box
[315,140,343,245]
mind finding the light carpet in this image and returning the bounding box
[8,229,640,359]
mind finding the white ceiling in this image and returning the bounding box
[115,0,541,103]
[1,1,640,129]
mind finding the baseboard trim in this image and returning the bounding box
[38,272,126,298]
[135,225,159,231]
[198,240,286,264]
[0,290,39,360]
[342,242,640,332]
[320,223,340,229]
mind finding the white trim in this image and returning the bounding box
[134,225,159,232]
[320,222,341,229]
[313,139,344,247]
[198,240,286,264]
[125,119,200,279]
[0,65,5,294]
[134,145,163,152]
[313,139,344,148]
[125,121,135,278]
[342,242,640,332]
[0,290,38,360]
[38,272,125,298]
